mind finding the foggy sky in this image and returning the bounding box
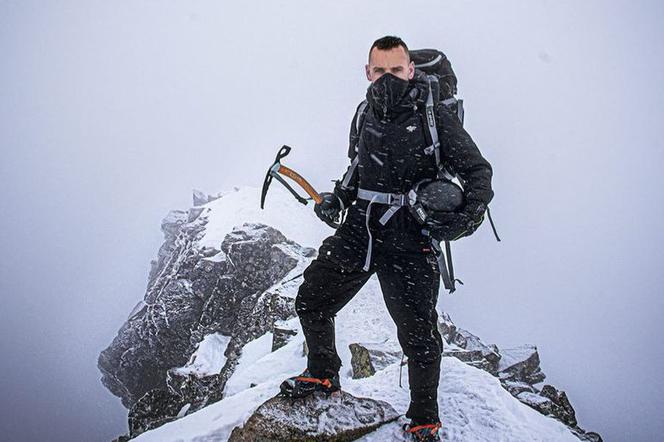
[1,1,663,441]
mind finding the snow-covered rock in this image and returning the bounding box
[100,185,603,441]
[497,344,546,384]
[228,390,399,441]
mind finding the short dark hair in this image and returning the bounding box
[368,36,410,63]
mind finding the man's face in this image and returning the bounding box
[365,46,415,83]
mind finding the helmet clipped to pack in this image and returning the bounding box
[407,178,464,225]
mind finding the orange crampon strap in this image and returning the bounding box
[295,376,333,388]
[406,422,442,435]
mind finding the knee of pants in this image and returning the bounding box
[399,331,443,363]
[295,284,313,316]
[295,281,331,320]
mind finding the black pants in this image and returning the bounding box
[295,204,444,424]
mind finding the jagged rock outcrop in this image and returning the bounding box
[100,188,603,441]
[228,391,400,441]
[437,313,603,441]
[497,344,546,384]
[99,202,314,438]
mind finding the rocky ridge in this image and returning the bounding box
[99,187,603,441]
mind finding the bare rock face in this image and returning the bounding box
[128,388,186,438]
[539,384,577,426]
[228,391,400,442]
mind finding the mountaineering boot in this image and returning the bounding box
[402,421,443,441]
[279,369,341,398]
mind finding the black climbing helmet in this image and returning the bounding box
[407,178,465,225]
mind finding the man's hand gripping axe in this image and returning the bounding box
[260,145,343,229]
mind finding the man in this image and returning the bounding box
[280,36,494,442]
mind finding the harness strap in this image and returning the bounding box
[357,188,408,206]
[357,188,410,271]
[425,76,443,180]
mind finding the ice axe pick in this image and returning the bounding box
[260,145,343,229]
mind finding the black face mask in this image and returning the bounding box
[368,73,410,115]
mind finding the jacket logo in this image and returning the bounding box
[406,125,417,132]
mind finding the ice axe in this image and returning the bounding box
[260,145,343,229]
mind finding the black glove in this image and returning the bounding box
[428,200,486,241]
[314,192,343,226]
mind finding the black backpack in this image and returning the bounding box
[409,48,464,124]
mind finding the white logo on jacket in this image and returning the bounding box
[406,125,417,132]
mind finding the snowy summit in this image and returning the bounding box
[98,185,602,442]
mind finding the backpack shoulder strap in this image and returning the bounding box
[423,75,457,181]
[356,99,368,134]
[348,99,369,159]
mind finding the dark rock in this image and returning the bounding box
[497,344,546,385]
[540,384,577,426]
[349,344,375,379]
[453,329,501,374]
[99,220,311,417]
[443,348,484,363]
[128,389,187,438]
[228,390,399,441]
[272,323,298,351]
[349,342,402,379]
[500,379,537,396]
[570,427,604,442]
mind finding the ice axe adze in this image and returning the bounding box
[260,145,343,229]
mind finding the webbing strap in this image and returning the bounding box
[355,100,368,135]
[357,188,408,206]
[425,76,442,178]
[363,195,379,271]
[357,188,409,271]
[430,237,464,294]
[357,188,408,226]
[340,155,360,189]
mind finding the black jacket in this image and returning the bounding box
[332,70,494,233]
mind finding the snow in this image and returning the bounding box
[201,250,227,263]
[172,333,231,377]
[133,185,579,441]
[197,185,330,251]
[222,331,276,397]
[135,269,577,441]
